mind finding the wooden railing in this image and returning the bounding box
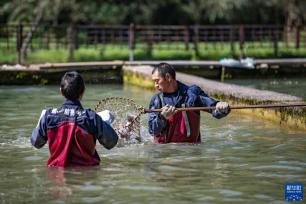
[0,24,305,58]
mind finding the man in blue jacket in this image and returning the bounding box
[149,63,230,143]
[31,71,118,167]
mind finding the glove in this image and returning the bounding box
[36,109,46,128]
[215,102,230,114]
[160,105,176,119]
[97,110,115,125]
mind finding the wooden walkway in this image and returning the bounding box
[127,58,306,68]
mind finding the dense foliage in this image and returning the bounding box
[1,0,306,64]
[1,0,306,27]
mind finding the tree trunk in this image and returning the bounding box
[18,4,44,64]
[67,24,76,61]
[285,13,291,48]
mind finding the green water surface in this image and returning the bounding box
[0,84,305,204]
[224,77,306,99]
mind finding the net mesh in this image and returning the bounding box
[94,97,144,142]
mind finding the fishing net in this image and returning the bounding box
[95,97,306,144]
[94,97,145,143]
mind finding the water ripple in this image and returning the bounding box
[252,165,304,171]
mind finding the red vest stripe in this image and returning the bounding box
[154,111,201,143]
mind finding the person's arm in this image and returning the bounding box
[187,85,229,119]
[95,114,118,149]
[31,110,48,148]
[148,95,167,136]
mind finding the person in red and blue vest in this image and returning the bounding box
[149,63,230,143]
[31,71,118,167]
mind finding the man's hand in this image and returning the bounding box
[216,102,230,114]
[160,105,176,119]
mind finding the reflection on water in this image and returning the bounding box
[224,77,306,99]
[0,84,305,203]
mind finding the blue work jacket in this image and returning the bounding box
[148,81,228,136]
[31,100,118,167]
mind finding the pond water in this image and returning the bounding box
[224,77,306,99]
[0,84,305,203]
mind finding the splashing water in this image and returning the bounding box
[95,97,147,145]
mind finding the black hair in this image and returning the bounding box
[60,71,85,100]
[152,63,176,80]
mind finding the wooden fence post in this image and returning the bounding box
[184,25,189,50]
[6,25,10,49]
[67,24,75,61]
[146,26,153,59]
[129,23,135,61]
[273,30,278,56]
[284,25,289,48]
[193,25,199,57]
[74,26,79,49]
[295,25,300,49]
[239,25,244,59]
[259,27,263,48]
[16,24,23,64]
[230,26,235,57]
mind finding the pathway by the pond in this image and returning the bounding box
[2,58,306,70]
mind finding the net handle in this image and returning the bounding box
[143,103,306,113]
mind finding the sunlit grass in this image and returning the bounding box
[26,49,68,63]
[0,50,18,64]
[1,41,306,64]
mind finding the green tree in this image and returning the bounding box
[2,0,92,63]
